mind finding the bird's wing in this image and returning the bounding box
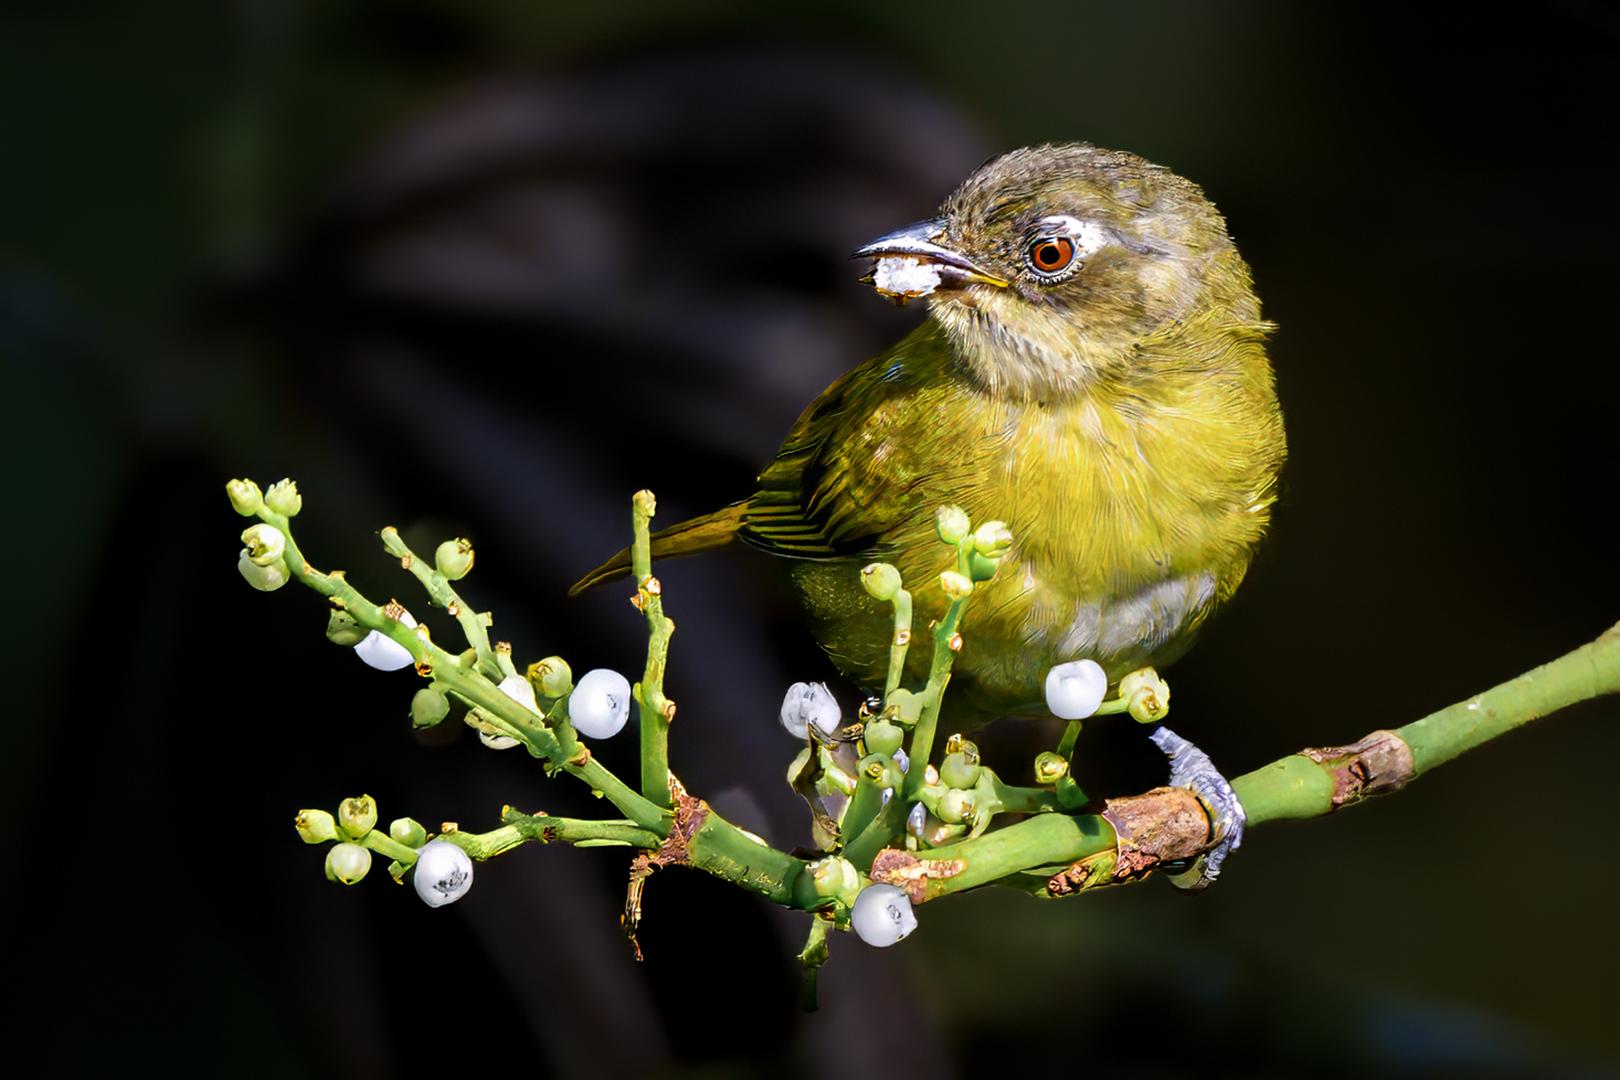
[740,323,947,561]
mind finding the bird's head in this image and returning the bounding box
[857,144,1263,399]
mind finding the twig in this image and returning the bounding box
[630,490,677,809]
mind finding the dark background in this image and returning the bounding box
[7,2,1619,1076]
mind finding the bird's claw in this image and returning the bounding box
[1149,725,1245,892]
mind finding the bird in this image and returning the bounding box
[573,143,1286,732]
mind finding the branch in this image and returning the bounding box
[240,496,669,833]
[234,478,1614,1000]
[629,490,677,809]
[869,622,1620,904]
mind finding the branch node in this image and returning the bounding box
[1101,786,1210,882]
[868,848,965,904]
[1299,729,1415,808]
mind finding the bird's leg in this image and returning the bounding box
[1148,725,1246,891]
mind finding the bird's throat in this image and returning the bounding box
[930,295,1124,402]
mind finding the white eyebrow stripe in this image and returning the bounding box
[1033,215,1109,258]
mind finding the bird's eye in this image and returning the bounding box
[1025,235,1078,280]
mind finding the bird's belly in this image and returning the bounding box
[789,548,1228,721]
[1021,564,1217,673]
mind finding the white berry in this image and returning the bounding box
[355,609,418,671]
[851,883,917,947]
[569,668,632,739]
[413,839,474,908]
[1045,658,1107,720]
[779,682,841,739]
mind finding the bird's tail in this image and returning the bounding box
[568,502,748,596]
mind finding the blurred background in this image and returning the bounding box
[7,2,1619,1076]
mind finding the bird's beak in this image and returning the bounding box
[854,217,1011,292]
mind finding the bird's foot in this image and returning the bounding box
[1149,725,1245,892]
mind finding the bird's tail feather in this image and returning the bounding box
[568,502,747,596]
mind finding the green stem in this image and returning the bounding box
[258,506,670,834]
[1053,719,1088,808]
[684,808,817,908]
[630,490,676,809]
[436,814,664,861]
[841,771,885,840]
[884,588,913,698]
[990,777,1061,814]
[903,594,968,800]
[843,790,909,872]
[359,830,422,864]
[798,916,831,1012]
[377,527,498,680]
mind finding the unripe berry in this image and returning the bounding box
[411,687,449,729]
[294,809,338,845]
[325,842,371,885]
[934,505,971,545]
[434,538,475,581]
[389,817,428,848]
[225,478,262,517]
[264,478,302,517]
[863,719,904,757]
[860,562,903,601]
[338,794,378,838]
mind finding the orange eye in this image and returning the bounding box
[1026,235,1077,278]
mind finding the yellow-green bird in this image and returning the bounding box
[575,143,1285,728]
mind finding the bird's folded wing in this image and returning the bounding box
[740,353,915,562]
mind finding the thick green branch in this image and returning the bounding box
[872,623,1620,903]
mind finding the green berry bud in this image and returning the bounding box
[240,523,285,567]
[1120,667,1171,724]
[863,719,904,757]
[938,569,973,600]
[338,794,378,837]
[968,552,1001,583]
[1033,751,1069,785]
[859,562,903,601]
[809,855,860,902]
[294,809,338,845]
[939,748,981,790]
[972,520,1014,559]
[938,787,976,824]
[411,686,450,729]
[389,816,428,848]
[935,505,971,545]
[226,478,263,517]
[325,842,372,884]
[527,655,573,699]
[435,537,475,580]
[325,609,367,646]
[238,553,290,591]
[859,752,903,789]
[264,478,302,517]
